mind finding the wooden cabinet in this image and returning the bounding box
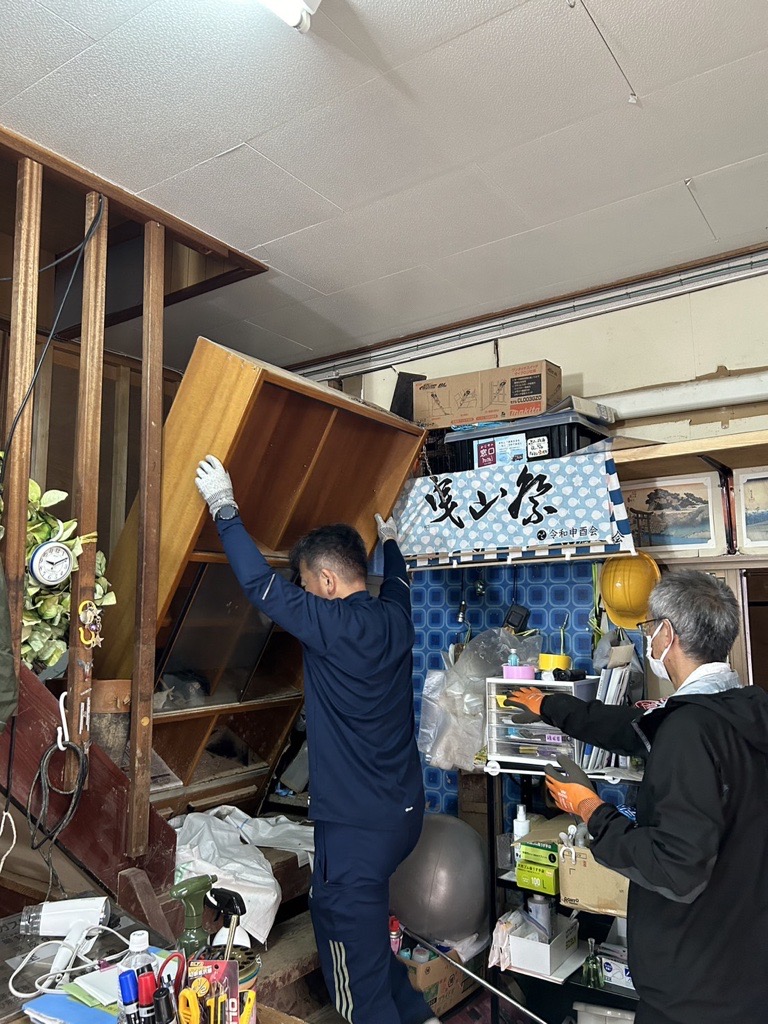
[95,337,425,814]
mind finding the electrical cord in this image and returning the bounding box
[0,192,104,492]
[8,923,129,999]
[26,739,89,901]
[0,715,18,874]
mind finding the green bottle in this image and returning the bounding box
[583,937,604,988]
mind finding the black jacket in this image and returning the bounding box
[543,682,768,1024]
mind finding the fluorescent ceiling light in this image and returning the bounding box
[257,0,322,32]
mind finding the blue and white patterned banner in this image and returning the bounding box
[394,444,635,567]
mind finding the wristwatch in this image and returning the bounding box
[214,503,240,522]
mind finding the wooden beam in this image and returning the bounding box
[29,342,53,487]
[66,192,108,782]
[2,158,42,672]
[127,221,164,857]
[110,365,131,555]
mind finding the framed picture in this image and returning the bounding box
[734,467,768,553]
[621,472,727,557]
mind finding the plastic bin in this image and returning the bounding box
[573,1003,636,1023]
[444,410,610,471]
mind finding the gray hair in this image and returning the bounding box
[647,570,740,663]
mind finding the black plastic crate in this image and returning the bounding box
[444,410,610,471]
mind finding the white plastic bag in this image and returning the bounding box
[174,812,281,944]
[429,628,523,771]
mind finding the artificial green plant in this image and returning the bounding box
[0,465,116,672]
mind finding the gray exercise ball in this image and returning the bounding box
[390,813,489,941]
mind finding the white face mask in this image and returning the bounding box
[646,620,673,681]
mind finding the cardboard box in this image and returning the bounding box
[412,360,562,428]
[599,952,634,990]
[399,950,482,1017]
[506,916,578,976]
[559,848,629,917]
[512,814,629,917]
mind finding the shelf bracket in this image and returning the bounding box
[699,455,737,555]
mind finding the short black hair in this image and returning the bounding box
[648,570,740,663]
[290,524,368,583]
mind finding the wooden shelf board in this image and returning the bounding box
[189,546,291,565]
[153,691,303,723]
[613,429,768,481]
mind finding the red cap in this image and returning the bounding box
[137,971,158,1006]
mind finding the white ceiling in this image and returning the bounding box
[3,0,768,372]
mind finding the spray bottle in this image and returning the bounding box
[513,804,530,863]
[207,888,250,955]
[169,875,217,957]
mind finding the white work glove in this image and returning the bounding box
[195,455,236,518]
[375,513,398,545]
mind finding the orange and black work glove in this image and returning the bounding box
[545,753,604,822]
[505,686,546,723]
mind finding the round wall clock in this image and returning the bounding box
[29,541,74,587]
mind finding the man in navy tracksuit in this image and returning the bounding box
[196,455,438,1024]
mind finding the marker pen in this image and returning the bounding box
[119,970,141,1024]
[137,970,158,1024]
[154,985,179,1024]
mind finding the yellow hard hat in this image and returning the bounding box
[599,553,661,629]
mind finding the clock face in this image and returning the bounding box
[29,541,74,587]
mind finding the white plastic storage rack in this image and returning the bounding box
[485,676,599,776]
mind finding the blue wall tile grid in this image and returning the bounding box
[412,559,599,830]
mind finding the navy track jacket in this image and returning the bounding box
[217,517,425,830]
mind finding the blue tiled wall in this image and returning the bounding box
[411,560,598,829]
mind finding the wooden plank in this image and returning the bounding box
[66,192,108,779]
[29,342,53,487]
[127,220,165,857]
[2,158,42,671]
[0,665,176,895]
[613,428,768,481]
[110,364,131,554]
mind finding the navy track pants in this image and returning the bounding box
[310,815,434,1024]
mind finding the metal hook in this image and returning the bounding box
[57,692,69,751]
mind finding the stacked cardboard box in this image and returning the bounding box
[399,950,483,1017]
[412,361,562,429]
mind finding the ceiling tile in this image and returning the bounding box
[186,270,323,323]
[166,318,309,372]
[478,101,676,225]
[250,73,469,211]
[433,183,714,310]
[139,144,341,250]
[0,1,90,103]
[690,155,768,240]
[390,0,629,161]
[42,0,159,40]
[587,0,768,96]
[319,0,529,71]
[251,266,477,348]
[648,50,768,178]
[0,0,378,192]
[257,166,530,293]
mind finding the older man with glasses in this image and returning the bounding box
[509,569,768,1024]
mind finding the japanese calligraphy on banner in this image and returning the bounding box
[394,447,635,564]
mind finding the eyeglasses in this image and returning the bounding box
[636,618,673,636]
[637,618,660,636]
